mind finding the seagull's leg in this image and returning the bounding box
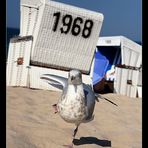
[73,125,79,139]
[52,104,58,113]
[63,125,79,148]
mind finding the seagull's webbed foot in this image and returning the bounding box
[62,125,79,148]
[52,104,58,113]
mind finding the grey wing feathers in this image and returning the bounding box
[40,74,68,90]
[83,84,96,122]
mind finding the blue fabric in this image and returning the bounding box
[93,50,109,85]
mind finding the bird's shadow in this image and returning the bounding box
[73,137,111,147]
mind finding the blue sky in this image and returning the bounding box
[6,0,142,42]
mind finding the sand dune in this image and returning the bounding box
[6,87,142,148]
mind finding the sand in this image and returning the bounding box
[6,87,142,148]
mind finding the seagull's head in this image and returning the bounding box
[68,69,82,85]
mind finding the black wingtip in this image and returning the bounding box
[95,94,118,106]
[104,98,118,106]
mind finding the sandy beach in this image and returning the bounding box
[6,86,142,148]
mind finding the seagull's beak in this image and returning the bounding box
[71,76,75,81]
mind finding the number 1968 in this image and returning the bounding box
[52,12,94,38]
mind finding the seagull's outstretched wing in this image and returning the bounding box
[40,74,68,90]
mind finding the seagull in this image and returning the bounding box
[40,69,117,147]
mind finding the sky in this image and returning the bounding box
[6,0,142,42]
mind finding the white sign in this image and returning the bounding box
[31,1,104,73]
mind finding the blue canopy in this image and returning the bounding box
[93,50,109,85]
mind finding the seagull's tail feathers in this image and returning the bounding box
[95,96,99,102]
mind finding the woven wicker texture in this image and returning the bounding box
[31,1,103,73]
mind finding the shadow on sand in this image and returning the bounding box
[73,136,111,147]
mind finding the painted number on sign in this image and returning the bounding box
[52,12,94,38]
